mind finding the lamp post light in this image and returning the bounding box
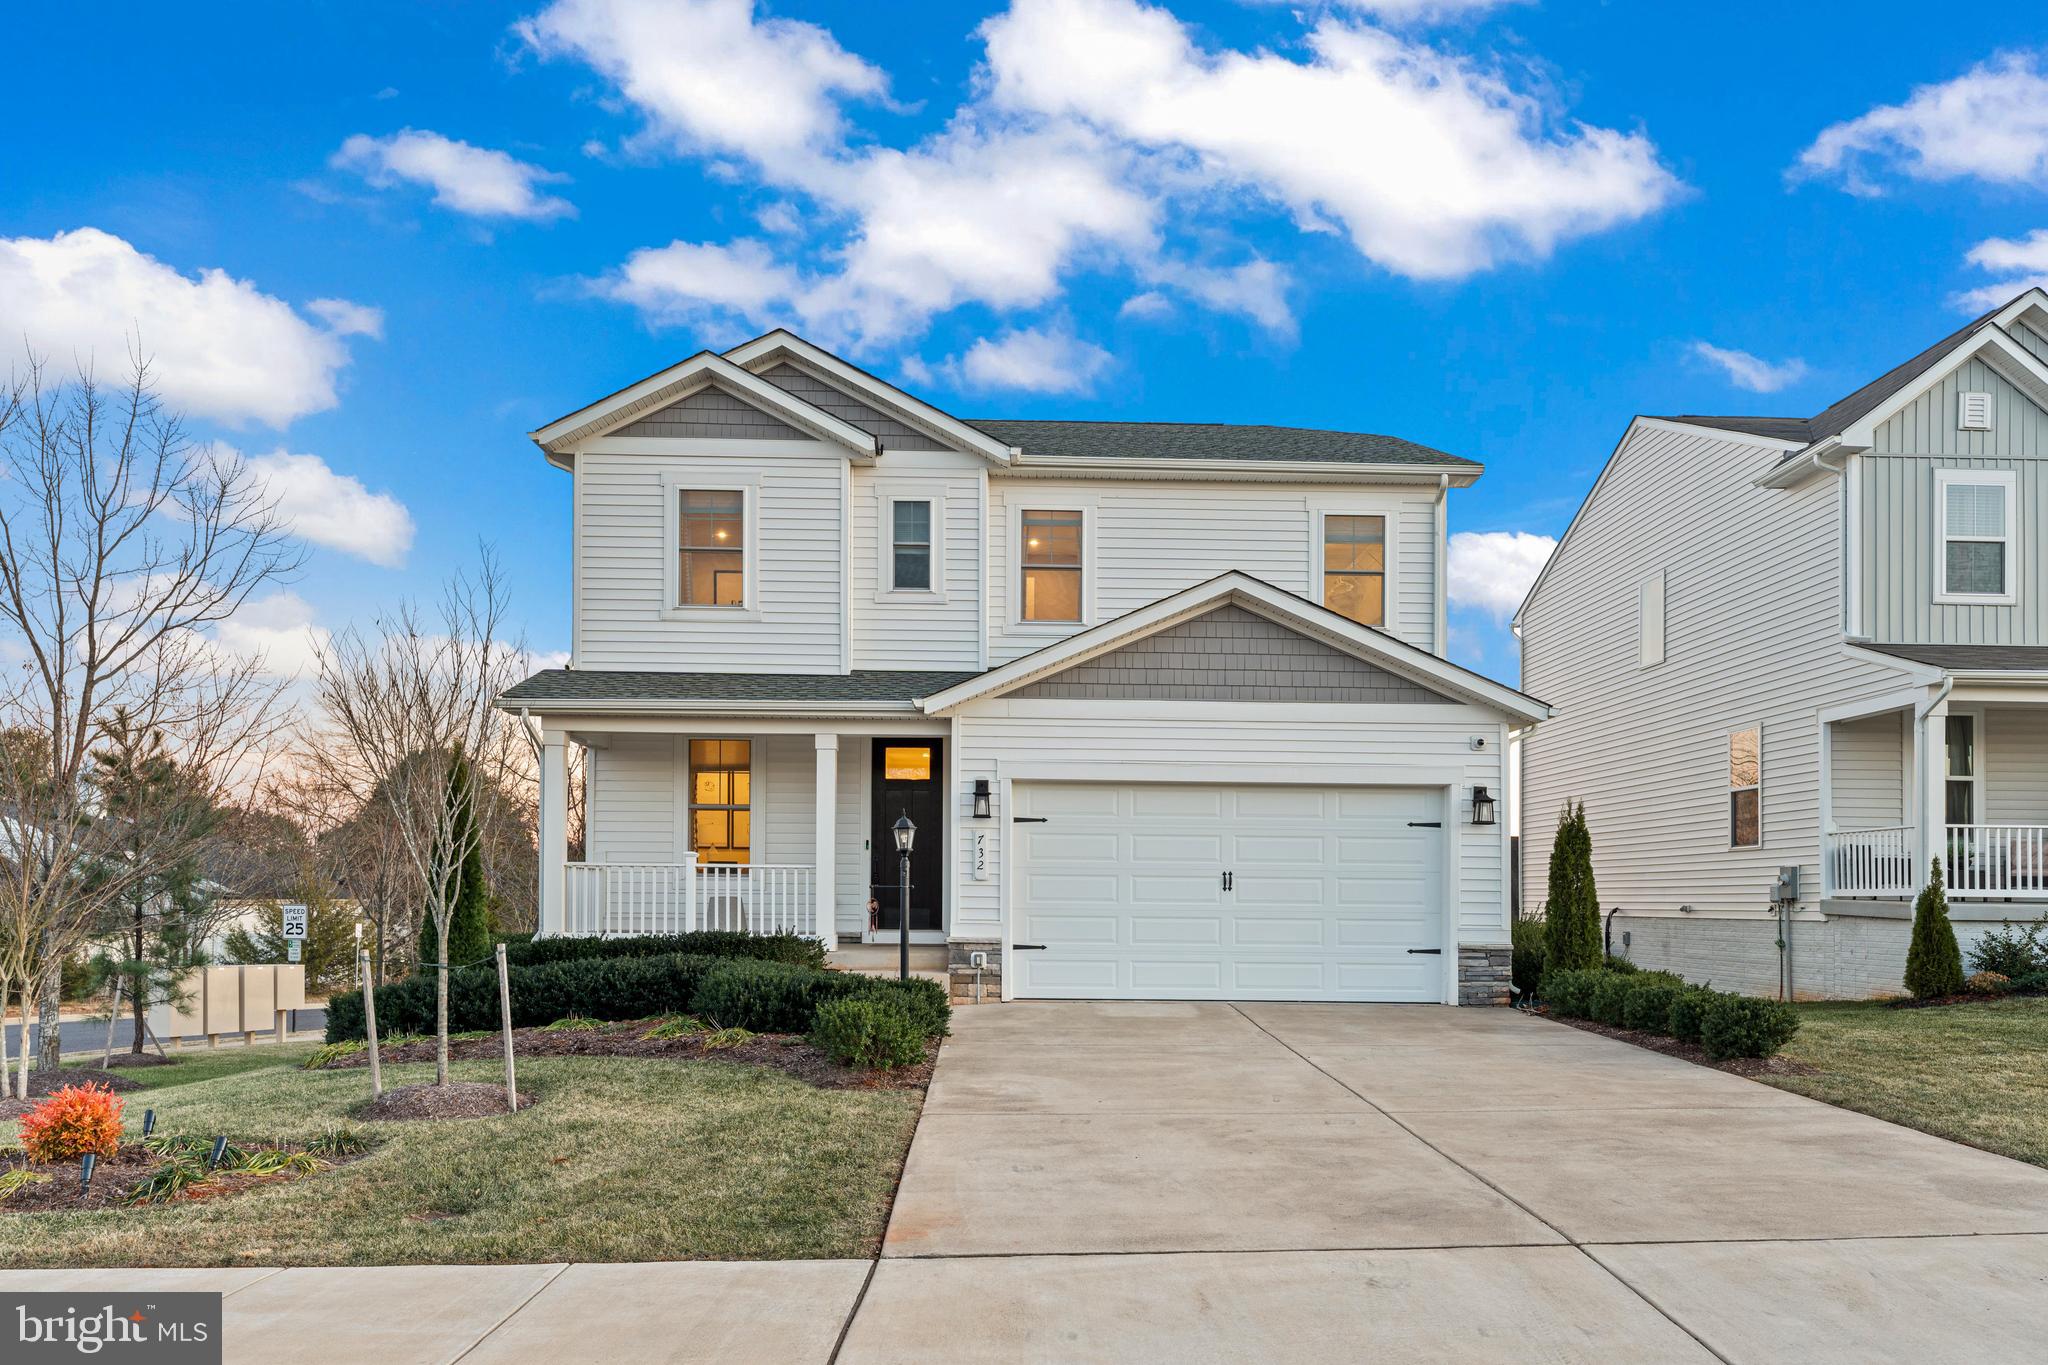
[893,813,917,981]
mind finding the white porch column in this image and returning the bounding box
[539,734,568,937]
[1917,699,1949,890]
[814,734,839,951]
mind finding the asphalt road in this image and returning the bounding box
[3,1010,328,1058]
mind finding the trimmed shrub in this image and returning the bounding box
[1699,993,1799,1061]
[1964,971,2013,996]
[1666,987,1719,1045]
[1621,976,1686,1034]
[2011,970,2048,997]
[1543,967,1601,1018]
[1904,858,1965,1000]
[811,997,925,1070]
[504,931,827,971]
[19,1085,124,1163]
[1603,955,1639,975]
[691,959,836,1033]
[1544,802,1602,974]
[1967,916,2048,979]
[1590,972,1635,1027]
[1510,918,1546,999]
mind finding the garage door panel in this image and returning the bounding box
[1013,781,1444,1003]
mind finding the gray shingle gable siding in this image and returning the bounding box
[501,669,981,704]
[971,419,1478,469]
[1009,604,1453,703]
[614,385,805,440]
[757,362,949,450]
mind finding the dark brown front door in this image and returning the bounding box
[871,739,943,934]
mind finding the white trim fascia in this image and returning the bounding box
[922,571,1549,723]
[1843,452,1862,636]
[1933,467,2018,605]
[1839,326,2048,449]
[724,331,1015,465]
[1433,474,1448,658]
[1637,417,1805,451]
[976,466,991,671]
[1818,685,1935,726]
[1842,643,1946,686]
[1987,287,2048,334]
[1753,435,1850,490]
[497,697,929,717]
[532,352,881,460]
[999,456,1478,486]
[979,699,1503,724]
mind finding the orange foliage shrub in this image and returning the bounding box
[18,1084,124,1163]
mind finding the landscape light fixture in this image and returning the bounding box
[208,1136,228,1169]
[141,1108,156,1138]
[893,813,917,981]
[79,1152,96,1193]
[1471,785,1497,827]
[972,779,992,820]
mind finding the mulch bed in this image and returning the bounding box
[1540,1011,1820,1079]
[321,1020,936,1092]
[0,1143,350,1214]
[0,1068,144,1118]
[361,1082,534,1123]
[102,1052,178,1069]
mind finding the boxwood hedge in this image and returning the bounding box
[498,930,827,971]
[1540,966,1796,1060]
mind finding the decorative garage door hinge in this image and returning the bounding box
[1407,948,1443,955]
[1407,821,1441,828]
[1012,816,1049,823]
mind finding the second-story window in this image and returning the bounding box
[1021,509,1083,622]
[678,489,745,607]
[892,500,932,592]
[1323,514,1386,627]
[1937,471,2015,603]
[1729,726,1761,848]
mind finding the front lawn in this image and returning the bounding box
[1761,997,2048,1168]
[112,1044,322,1091]
[0,1051,922,1266]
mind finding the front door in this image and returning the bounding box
[871,739,944,935]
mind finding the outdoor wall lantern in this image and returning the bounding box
[972,779,992,819]
[1471,785,1497,827]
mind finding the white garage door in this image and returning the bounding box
[1010,782,1446,1002]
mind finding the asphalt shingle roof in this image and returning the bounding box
[500,669,982,705]
[1860,643,2048,672]
[968,419,1479,469]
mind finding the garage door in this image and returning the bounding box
[1010,782,1445,1002]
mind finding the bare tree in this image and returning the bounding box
[0,354,297,1085]
[303,552,525,1085]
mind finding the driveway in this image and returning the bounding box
[844,1001,2048,1363]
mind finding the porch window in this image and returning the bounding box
[678,490,746,607]
[891,500,933,592]
[1323,515,1386,627]
[1021,509,1083,622]
[1937,471,2014,602]
[1945,715,1976,825]
[1729,727,1761,848]
[688,739,751,864]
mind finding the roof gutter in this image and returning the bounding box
[1753,435,1852,489]
[491,697,927,717]
[1002,455,1480,485]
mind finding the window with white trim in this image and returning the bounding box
[1936,470,2015,603]
[1638,569,1666,668]
[677,489,746,607]
[1020,509,1084,622]
[1322,514,1387,627]
[688,739,751,865]
[890,499,933,592]
[1729,727,1761,848]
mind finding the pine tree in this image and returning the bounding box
[417,749,492,973]
[221,884,359,995]
[1903,857,1965,1000]
[1544,801,1602,974]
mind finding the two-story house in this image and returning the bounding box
[1519,288,2048,999]
[500,331,1546,1005]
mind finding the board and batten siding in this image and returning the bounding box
[2009,321,2048,368]
[848,450,986,670]
[1519,423,1915,917]
[950,703,1509,947]
[574,443,844,672]
[984,478,1439,665]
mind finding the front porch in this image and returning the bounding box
[1823,696,2048,899]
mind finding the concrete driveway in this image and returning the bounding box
[843,1001,2048,1363]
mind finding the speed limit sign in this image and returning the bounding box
[282,904,308,940]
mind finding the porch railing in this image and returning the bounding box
[1824,825,1917,897]
[561,858,820,937]
[1946,824,2048,898]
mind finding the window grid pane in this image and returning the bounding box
[1021,511,1083,620]
[1945,483,2006,538]
[1324,515,1386,627]
[1946,541,2005,596]
[688,738,751,864]
[678,490,745,606]
[892,500,932,591]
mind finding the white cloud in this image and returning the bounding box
[755,201,804,236]
[236,448,416,567]
[518,0,889,165]
[599,238,803,328]
[1447,530,1554,621]
[212,591,329,680]
[1953,229,2048,311]
[947,325,1114,395]
[333,129,575,220]
[981,0,1679,280]
[0,228,369,428]
[1119,290,1173,320]
[1321,0,1525,20]
[1690,341,1809,394]
[307,298,385,339]
[1794,52,2048,194]
[529,0,1674,346]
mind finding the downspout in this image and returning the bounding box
[1433,473,1448,658]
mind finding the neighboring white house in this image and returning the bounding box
[1518,288,2048,999]
[499,331,1547,1005]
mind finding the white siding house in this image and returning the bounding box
[1519,288,2048,998]
[504,330,1545,1005]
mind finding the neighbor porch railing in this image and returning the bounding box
[561,857,820,937]
[1946,824,2048,898]
[1824,824,1917,897]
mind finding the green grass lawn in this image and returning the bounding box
[1,1052,923,1266]
[1763,996,2048,1168]
[103,1044,322,1091]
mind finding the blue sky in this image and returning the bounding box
[6,1,2048,685]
